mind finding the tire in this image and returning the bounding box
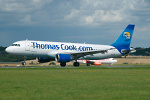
[73,62,80,67]
[86,63,90,66]
[60,62,66,67]
[22,62,26,66]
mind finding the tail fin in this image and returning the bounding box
[111,24,135,54]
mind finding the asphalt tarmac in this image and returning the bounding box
[0,65,147,68]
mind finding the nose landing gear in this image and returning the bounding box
[22,56,27,66]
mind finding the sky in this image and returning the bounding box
[0,0,150,47]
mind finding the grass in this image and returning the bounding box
[0,67,150,100]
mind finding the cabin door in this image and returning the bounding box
[25,41,30,51]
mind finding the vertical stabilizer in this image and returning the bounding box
[111,24,135,53]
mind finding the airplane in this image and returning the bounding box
[5,24,135,67]
[76,58,117,66]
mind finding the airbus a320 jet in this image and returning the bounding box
[5,25,135,67]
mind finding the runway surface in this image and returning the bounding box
[0,65,148,68]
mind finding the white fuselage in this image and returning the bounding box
[6,40,122,60]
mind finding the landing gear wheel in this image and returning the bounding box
[22,56,27,66]
[73,62,80,67]
[60,62,66,67]
[86,63,90,66]
[22,62,26,66]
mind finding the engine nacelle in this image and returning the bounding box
[56,54,72,62]
[87,60,101,65]
[94,61,101,65]
[36,57,55,63]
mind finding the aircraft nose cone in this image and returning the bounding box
[5,47,10,53]
[5,47,13,54]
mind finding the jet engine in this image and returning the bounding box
[56,54,72,62]
[86,60,101,66]
[94,61,101,65]
[36,57,55,63]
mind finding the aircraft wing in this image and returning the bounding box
[64,48,115,59]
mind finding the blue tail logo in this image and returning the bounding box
[111,24,135,54]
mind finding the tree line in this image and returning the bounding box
[132,47,150,56]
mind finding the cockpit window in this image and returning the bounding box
[12,44,20,47]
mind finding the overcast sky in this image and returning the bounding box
[0,0,150,47]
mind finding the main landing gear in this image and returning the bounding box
[60,62,80,67]
[73,62,80,67]
[60,62,66,67]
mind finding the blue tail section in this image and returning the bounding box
[111,24,135,54]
